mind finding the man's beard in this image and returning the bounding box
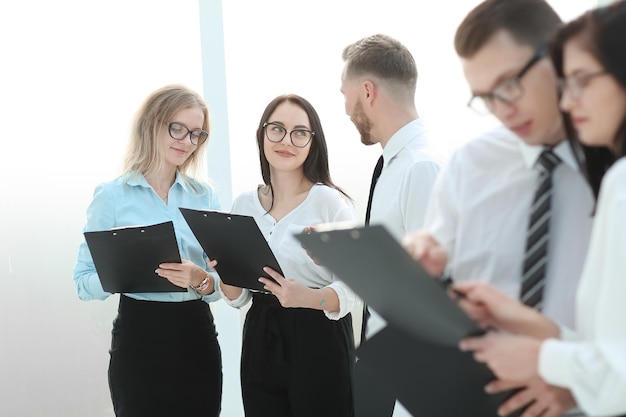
[353,100,375,146]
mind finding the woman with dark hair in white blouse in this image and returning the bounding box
[218,94,358,417]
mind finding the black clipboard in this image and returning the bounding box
[296,225,522,417]
[180,208,283,291]
[296,224,481,346]
[353,358,396,417]
[84,221,185,293]
[356,325,520,417]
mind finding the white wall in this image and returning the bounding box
[1,1,207,416]
[0,1,595,416]
[221,0,595,218]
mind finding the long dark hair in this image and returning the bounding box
[550,0,626,200]
[255,94,351,208]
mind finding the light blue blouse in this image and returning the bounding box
[73,171,222,303]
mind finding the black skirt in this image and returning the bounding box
[108,295,222,417]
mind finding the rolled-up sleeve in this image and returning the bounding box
[72,184,114,301]
[217,279,251,308]
[324,280,360,320]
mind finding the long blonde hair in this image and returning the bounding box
[122,84,210,191]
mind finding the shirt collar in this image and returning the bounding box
[125,170,191,192]
[518,139,580,172]
[382,118,429,167]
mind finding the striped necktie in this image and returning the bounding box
[520,148,561,310]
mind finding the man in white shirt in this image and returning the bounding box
[340,33,444,417]
[403,1,594,416]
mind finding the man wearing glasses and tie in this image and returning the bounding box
[403,1,595,416]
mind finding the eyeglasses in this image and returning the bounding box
[558,71,609,100]
[263,122,314,148]
[468,46,547,114]
[166,121,208,146]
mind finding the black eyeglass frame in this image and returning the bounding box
[262,122,315,148]
[166,121,209,146]
[467,45,548,114]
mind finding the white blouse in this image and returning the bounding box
[539,158,626,416]
[218,183,359,320]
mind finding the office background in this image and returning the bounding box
[0,0,605,415]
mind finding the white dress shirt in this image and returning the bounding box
[218,184,358,320]
[365,118,444,417]
[369,118,445,239]
[425,126,594,330]
[539,158,626,417]
[365,118,445,337]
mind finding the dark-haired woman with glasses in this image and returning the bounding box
[218,94,358,417]
[73,84,223,417]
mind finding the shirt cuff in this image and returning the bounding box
[201,289,222,303]
[558,325,580,342]
[323,281,358,320]
[217,279,251,308]
[81,273,112,301]
[539,338,577,387]
[198,271,222,303]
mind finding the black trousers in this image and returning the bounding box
[108,295,222,417]
[241,292,355,417]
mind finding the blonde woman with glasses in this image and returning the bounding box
[73,85,223,417]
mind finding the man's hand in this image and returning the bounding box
[486,378,576,417]
[454,282,559,338]
[460,332,542,382]
[401,230,447,276]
